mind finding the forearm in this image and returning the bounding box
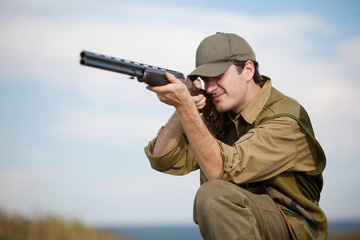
[152,111,183,155]
[177,103,223,180]
[147,72,223,180]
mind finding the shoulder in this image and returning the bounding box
[254,87,302,126]
[268,87,301,116]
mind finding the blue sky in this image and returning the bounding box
[1,0,360,226]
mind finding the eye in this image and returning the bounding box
[216,74,224,80]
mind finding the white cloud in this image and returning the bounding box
[52,110,168,145]
[338,35,360,59]
[0,168,62,213]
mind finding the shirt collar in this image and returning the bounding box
[230,76,272,124]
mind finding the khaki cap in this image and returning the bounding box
[188,32,256,80]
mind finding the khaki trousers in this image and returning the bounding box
[193,180,290,240]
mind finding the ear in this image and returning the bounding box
[244,61,255,82]
[193,79,203,89]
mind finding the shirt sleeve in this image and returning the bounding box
[218,117,316,184]
[144,129,199,175]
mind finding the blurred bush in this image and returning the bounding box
[0,209,131,240]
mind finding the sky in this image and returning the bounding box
[0,0,360,227]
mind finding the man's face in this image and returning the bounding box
[202,62,254,114]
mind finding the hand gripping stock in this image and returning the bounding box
[80,51,214,115]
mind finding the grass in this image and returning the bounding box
[0,209,132,240]
[3,207,359,240]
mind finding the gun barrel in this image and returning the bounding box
[80,51,185,86]
[80,51,147,79]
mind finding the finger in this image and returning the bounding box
[146,84,167,94]
[165,72,182,84]
[195,100,206,110]
[193,94,206,109]
[192,94,205,103]
[197,96,206,106]
[146,85,158,92]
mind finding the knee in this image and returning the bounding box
[194,180,227,214]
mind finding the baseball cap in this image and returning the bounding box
[188,32,256,80]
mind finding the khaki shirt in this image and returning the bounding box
[144,80,316,185]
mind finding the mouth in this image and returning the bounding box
[211,92,224,102]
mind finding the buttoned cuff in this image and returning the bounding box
[144,133,187,172]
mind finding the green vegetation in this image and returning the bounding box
[0,209,132,240]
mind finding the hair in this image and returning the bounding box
[233,61,262,85]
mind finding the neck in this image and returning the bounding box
[234,82,261,114]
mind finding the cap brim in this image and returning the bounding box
[188,61,233,80]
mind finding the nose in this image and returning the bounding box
[205,78,217,94]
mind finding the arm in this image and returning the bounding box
[152,110,183,155]
[147,73,223,180]
[218,117,316,184]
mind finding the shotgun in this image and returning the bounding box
[80,50,213,115]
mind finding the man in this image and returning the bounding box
[144,32,327,239]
